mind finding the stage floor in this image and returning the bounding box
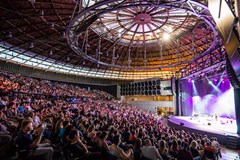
[168,116,238,136]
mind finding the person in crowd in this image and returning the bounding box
[158,140,169,157]
[0,122,12,158]
[16,117,53,160]
[204,141,216,159]
[109,134,133,160]
[87,125,96,139]
[129,130,137,144]
[68,129,100,160]
[178,142,193,160]
[32,110,41,127]
[17,103,25,116]
[122,127,130,143]
[169,139,179,159]
[211,137,222,158]
[133,138,142,160]
[55,119,64,140]
[189,140,201,159]
[142,139,163,160]
[98,131,110,152]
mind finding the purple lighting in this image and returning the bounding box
[181,78,235,119]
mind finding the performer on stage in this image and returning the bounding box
[214,113,218,121]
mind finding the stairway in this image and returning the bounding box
[226,135,239,150]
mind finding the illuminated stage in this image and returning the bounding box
[167,116,239,146]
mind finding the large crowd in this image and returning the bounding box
[0,71,114,99]
[0,71,222,160]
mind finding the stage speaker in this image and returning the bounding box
[180,122,184,126]
[227,58,240,88]
[208,122,211,126]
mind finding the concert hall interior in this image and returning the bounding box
[0,0,240,160]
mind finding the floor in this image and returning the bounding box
[221,147,240,160]
[168,116,238,135]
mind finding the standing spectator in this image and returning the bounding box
[211,137,222,158]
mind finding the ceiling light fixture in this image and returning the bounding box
[163,32,170,41]
[29,43,34,48]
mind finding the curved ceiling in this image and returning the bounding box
[0,0,223,80]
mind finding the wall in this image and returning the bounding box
[127,100,173,113]
[121,96,154,102]
[0,60,130,85]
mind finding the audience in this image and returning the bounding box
[0,71,224,160]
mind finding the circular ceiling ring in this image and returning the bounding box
[67,0,217,71]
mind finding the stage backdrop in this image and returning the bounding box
[180,78,236,119]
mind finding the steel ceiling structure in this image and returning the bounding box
[0,0,226,80]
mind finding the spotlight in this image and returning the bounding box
[40,10,44,16]
[7,32,12,38]
[49,50,53,55]
[191,80,195,83]
[222,80,225,83]
[208,81,212,84]
[163,32,170,41]
[188,79,191,82]
[50,23,55,28]
[214,79,217,82]
[62,32,66,37]
[29,43,34,48]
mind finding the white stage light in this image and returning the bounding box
[163,32,170,41]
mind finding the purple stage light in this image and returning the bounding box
[181,78,235,120]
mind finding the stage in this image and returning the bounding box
[167,116,240,148]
